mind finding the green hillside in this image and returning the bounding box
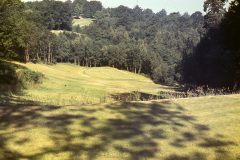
[2,61,178,106]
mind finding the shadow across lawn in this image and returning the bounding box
[0,97,238,160]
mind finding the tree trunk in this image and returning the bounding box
[61,57,63,63]
[25,43,29,62]
[74,57,76,65]
[90,60,91,67]
[36,52,39,61]
[78,57,80,65]
[48,43,50,63]
[39,48,41,61]
[233,80,238,93]
[138,67,141,74]
[44,47,46,63]
[113,62,114,68]
[51,52,53,63]
[95,61,96,67]
[127,66,129,71]
[135,66,136,74]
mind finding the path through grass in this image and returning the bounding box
[0,95,239,159]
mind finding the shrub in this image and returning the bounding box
[17,69,45,89]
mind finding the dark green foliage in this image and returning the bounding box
[24,1,34,10]
[0,61,18,85]
[0,0,27,58]
[114,5,130,18]
[156,9,167,18]
[182,0,240,91]
[190,11,204,29]
[82,1,102,18]
[71,0,86,17]
[116,14,132,31]
[73,24,82,33]
[32,0,73,30]
[24,10,45,28]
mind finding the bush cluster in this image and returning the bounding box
[0,61,45,91]
[0,61,18,85]
[17,69,45,89]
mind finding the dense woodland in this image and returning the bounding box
[0,0,239,91]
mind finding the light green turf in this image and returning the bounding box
[0,95,239,160]
[73,18,94,27]
[50,30,64,35]
[50,30,81,36]
[3,61,179,105]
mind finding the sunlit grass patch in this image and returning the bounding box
[73,18,94,27]
[51,30,81,36]
[84,67,138,80]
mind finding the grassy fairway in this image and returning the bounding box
[0,95,239,159]
[73,18,94,27]
[1,62,178,106]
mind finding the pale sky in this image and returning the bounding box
[21,0,231,15]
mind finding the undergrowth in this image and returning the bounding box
[17,69,45,89]
[0,60,45,94]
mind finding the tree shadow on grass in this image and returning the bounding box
[0,97,238,160]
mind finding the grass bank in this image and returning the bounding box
[1,61,179,106]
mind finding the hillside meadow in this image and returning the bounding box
[1,61,179,106]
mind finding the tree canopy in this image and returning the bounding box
[1,0,239,91]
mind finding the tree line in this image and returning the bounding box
[182,0,240,91]
[1,0,239,90]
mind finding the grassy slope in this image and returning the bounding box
[0,94,239,160]
[5,62,178,105]
[51,18,93,35]
[73,18,94,27]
